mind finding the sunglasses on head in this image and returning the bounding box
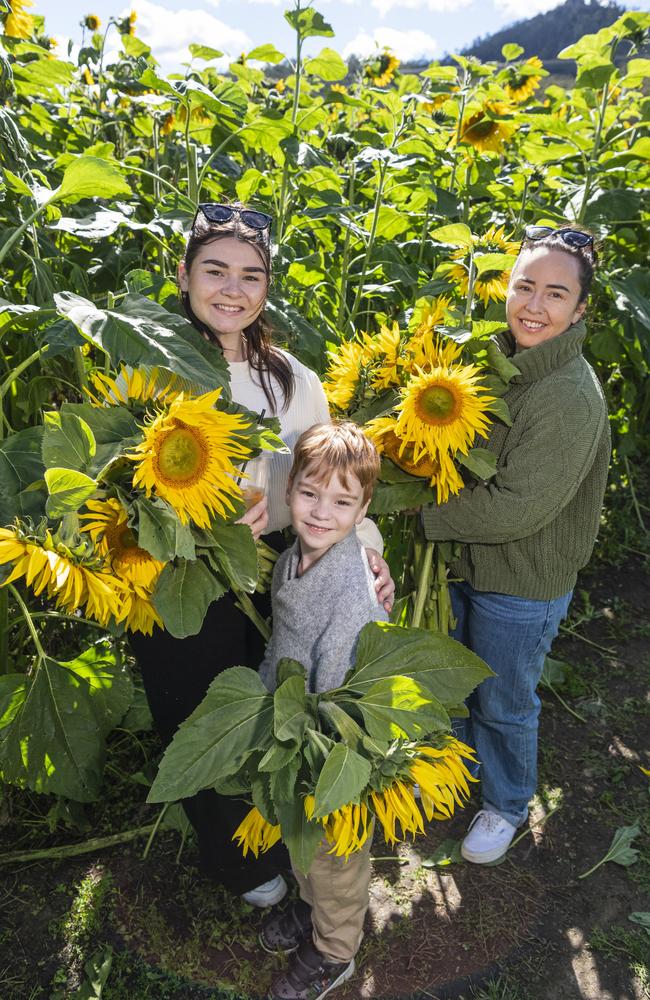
[524,225,594,250]
[194,203,273,232]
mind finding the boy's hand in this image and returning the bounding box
[365,548,395,613]
[236,496,269,541]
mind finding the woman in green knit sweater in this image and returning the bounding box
[422,224,610,863]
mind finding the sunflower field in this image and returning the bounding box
[0,0,649,822]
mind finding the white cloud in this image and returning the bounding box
[493,0,564,15]
[343,27,439,61]
[122,0,251,71]
[371,0,471,14]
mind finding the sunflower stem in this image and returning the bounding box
[433,544,452,636]
[0,590,8,675]
[349,159,388,329]
[0,345,49,404]
[142,803,170,860]
[0,824,157,866]
[8,585,46,663]
[410,537,434,629]
[233,587,271,641]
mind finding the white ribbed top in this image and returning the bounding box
[229,351,382,550]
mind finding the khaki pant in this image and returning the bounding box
[293,826,374,964]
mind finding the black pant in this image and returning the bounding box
[130,541,289,894]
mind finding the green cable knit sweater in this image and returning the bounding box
[421,320,611,600]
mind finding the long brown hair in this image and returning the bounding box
[180,206,295,412]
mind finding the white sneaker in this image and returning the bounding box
[242,874,288,908]
[461,809,518,864]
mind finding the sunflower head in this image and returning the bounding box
[365,48,400,87]
[83,13,101,30]
[460,100,517,154]
[504,55,545,104]
[232,806,281,858]
[322,340,365,412]
[79,498,164,591]
[128,388,252,528]
[86,366,180,410]
[303,795,371,859]
[4,0,34,38]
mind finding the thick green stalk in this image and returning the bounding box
[0,591,8,676]
[577,43,617,223]
[410,537,434,629]
[0,345,49,406]
[433,544,451,636]
[233,587,271,640]
[276,8,304,244]
[8,585,46,663]
[349,160,388,328]
[336,162,356,335]
[0,201,50,266]
[448,90,467,195]
[0,825,157,866]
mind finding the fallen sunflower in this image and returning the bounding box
[304,795,371,860]
[4,0,34,38]
[0,527,123,626]
[395,363,494,466]
[504,55,545,104]
[459,100,517,154]
[129,388,251,528]
[233,806,281,858]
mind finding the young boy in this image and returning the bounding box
[258,421,388,1000]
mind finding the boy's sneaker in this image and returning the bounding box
[461,809,518,864]
[267,939,354,1000]
[242,875,288,908]
[260,900,313,955]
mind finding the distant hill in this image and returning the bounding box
[460,0,626,66]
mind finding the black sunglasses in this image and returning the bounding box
[524,225,594,249]
[194,203,272,232]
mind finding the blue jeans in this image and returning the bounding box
[450,580,573,828]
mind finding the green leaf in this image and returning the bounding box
[501,43,524,61]
[284,7,334,40]
[474,253,516,277]
[52,156,131,205]
[247,44,286,64]
[274,792,324,876]
[356,676,449,740]
[54,292,230,391]
[422,837,464,868]
[42,409,96,473]
[610,268,650,331]
[540,655,568,690]
[0,427,46,524]
[486,339,520,383]
[135,497,194,562]
[276,658,306,687]
[304,48,347,81]
[148,666,274,801]
[152,559,225,638]
[3,168,32,198]
[313,743,371,819]
[628,912,650,937]
[429,223,473,248]
[189,44,224,60]
[258,740,300,773]
[485,397,512,426]
[274,674,309,743]
[578,823,640,878]
[345,621,494,707]
[0,658,106,802]
[575,57,615,90]
[369,480,433,515]
[457,448,497,481]
[61,643,133,734]
[44,468,97,518]
[206,521,258,593]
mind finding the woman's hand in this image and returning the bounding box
[365,548,395,613]
[236,496,269,541]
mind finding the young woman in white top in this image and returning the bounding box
[130,204,393,907]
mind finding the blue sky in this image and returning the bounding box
[37,0,650,71]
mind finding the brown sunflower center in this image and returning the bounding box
[415,384,460,425]
[154,421,208,486]
[466,118,497,139]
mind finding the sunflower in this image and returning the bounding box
[409,738,478,820]
[4,0,34,38]
[504,55,544,104]
[233,806,281,858]
[176,104,214,129]
[365,49,400,87]
[116,10,137,34]
[370,780,424,845]
[404,329,461,374]
[362,323,403,391]
[395,363,494,466]
[86,366,180,410]
[448,225,518,307]
[304,795,371,860]
[366,417,465,502]
[82,66,94,86]
[83,13,101,30]
[79,499,164,634]
[322,340,365,412]
[459,100,517,154]
[0,526,123,627]
[129,388,251,528]
[159,112,176,136]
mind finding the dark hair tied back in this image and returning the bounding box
[181,202,295,412]
[519,223,598,303]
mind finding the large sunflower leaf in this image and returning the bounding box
[135,497,195,562]
[0,659,105,802]
[355,676,449,740]
[152,559,225,638]
[0,427,46,523]
[42,409,96,473]
[44,468,97,518]
[274,674,310,744]
[344,621,493,706]
[207,521,258,593]
[60,642,133,735]
[148,666,274,801]
[312,743,371,819]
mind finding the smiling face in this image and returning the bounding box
[287,466,370,570]
[506,246,587,349]
[178,236,268,348]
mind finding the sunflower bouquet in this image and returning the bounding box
[0,364,284,639]
[148,619,493,873]
[322,298,515,633]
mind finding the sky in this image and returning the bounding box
[36,0,650,71]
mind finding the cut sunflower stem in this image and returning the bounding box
[233,587,271,641]
[0,825,157,865]
[507,803,562,852]
[142,802,170,860]
[410,538,434,629]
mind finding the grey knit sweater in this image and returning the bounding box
[422,320,610,600]
[258,531,390,693]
